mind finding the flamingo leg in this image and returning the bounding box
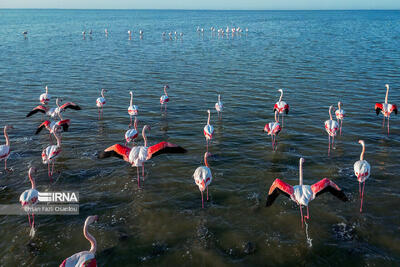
[305,206,310,221]
[4,159,7,171]
[328,135,331,155]
[340,120,343,136]
[207,186,209,201]
[332,135,335,150]
[382,115,385,128]
[98,108,100,120]
[28,214,31,227]
[32,213,35,228]
[201,191,204,208]
[271,135,274,149]
[48,163,51,180]
[137,167,140,188]
[51,161,55,177]
[142,164,145,180]
[360,181,366,213]
[282,113,284,128]
[299,205,304,228]
[359,181,361,198]
[130,116,132,126]
[165,103,167,112]
[387,116,390,136]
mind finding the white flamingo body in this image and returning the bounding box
[324,119,339,137]
[19,168,38,237]
[335,109,345,120]
[128,146,148,167]
[0,125,12,170]
[204,110,214,147]
[42,145,61,164]
[160,85,169,111]
[215,94,223,116]
[128,105,138,116]
[264,111,282,150]
[274,101,288,114]
[61,251,95,267]
[292,185,313,206]
[354,160,370,183]
[96,97,105,108]
[125,129,138,143]
[39,86,51,105]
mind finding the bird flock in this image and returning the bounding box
[0,82,397,266]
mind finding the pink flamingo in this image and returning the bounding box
[125,117,138,145]
[128,91,138,126]
[35,119,70,143]
[354,140,371,213]
[266,158,348,227]
[0,125,13,171]
[60,215,98,267]
[215,94,223,119]
[19,167,38,237]
[335,101,346,135]
[39,86,51,105]
[203,110,214,151]
[264,111,282,151]
[375,84,397,135]
[193,152,212,208]
[42,130,62,181]
[160,85,169,112]
[96,89,107,119]
[325,105,339,155]
[27,98,81,119]
[273,89,289,127]
[98,125,187,187]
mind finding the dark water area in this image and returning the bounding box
[0,9,399,266]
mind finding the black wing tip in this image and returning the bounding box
[375,108,381,115]
[285,109,289,114]
[98,150,123,160]
[62,124,69,132]
[72,105,82,110]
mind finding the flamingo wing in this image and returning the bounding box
[285,104,289,114]
[60,102,81,111]
[27,105,47,117]
[98,144,131,162]
[147,141,187,159]
[57,119,71,132]
[35,120,51,135]
[266,178,294,207]
[311,178,348,201]
[393,104,398,115]
[375,103,383,115]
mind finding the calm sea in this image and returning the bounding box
[0,9,399,266]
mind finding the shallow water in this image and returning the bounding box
[0,9,399,266]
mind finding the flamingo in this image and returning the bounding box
[193,152,212,208]
[42,130,62,181]
[273,89,289,127]
[203,110,214,151]
[215,94,223,118]
[125,117,138,145]
[98,125,187,188]
[375,84,398,135]
[266,158,348,227]
[128,91,138,126]
[0,125,13,171]
[325,105,339,155]
[335,101,346,135]
[35,119,70,143]
[263,111,282,151]
[96,89,107,119]
[60,215,98,267]
[128,30,132,39]
[19,167,39,237]
[160,85,169,111]
[354,140,371,213]
[27,98,81,119]
[39,86,51,105]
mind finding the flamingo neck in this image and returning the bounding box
[134,117,137,131]
[83,222,97,254]
[218,94,221,102]
[329,106,333,121]
[207,111,211,125]
[56,98,60,108]
[130,92,133,106]
[101,89,105,99]
[54,132,61,147]
[204,153,209,168]
[299,159,303,186]
[274,111,278,123]
[279,90,283,102]
[142,127,148,147]
[360,142,365,161]
[338,102,341,111]
[4,126,9,146]
[28,169,36,189]
[45,86,48,94]
[385,85,389,104]
[164,86,168,96]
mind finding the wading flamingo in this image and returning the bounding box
[325,105,339,155]
[0,125,13,171]
[354,140,371,213]
[375,84,397,135]
[27,98,81,119]
[204,110,214,151]
[128,91,138,126]
[125,117,138,145]
[266,158,348,227]
[98,125,187,188]
[42,131,62,181]
[160,85,169,111]
[35,119,70,143]
[193,152,212,208]
[215,94,223,118]
[96,89,107,119]
[264,111,282,151]
[39,86,51,105]
[273,89,289,127]
[335,101,346,135]
[60,215,98,267]
[19,167,38,237]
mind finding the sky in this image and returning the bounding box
[0,0,399,10]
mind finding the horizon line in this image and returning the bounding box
[1,8,399,11]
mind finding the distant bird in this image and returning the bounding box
[273,89,289,127]
[375,84,397,135]
[42,131,62,181]
[215,94,223,118]
[264,111,282,151]
[160,85,169,112]
[203,110,214,151]
[125,117,138,145]
[0,125,13,171]
[266,158,348,227]
[82,31,86,39]
[89,29,92,35]
[98,125,187,188]
[128,91,138,125]
[39,86,51,105]
[35,119,70,143]
[325,105,339,155]
[193,152,212,208]
[19,167,38,237]
[22,30,28,38]
[139,30,143,35]
[128,30,132,39]
[335,101,345,135]
[27,98,81,119]
[354,140,371,213]
[105,28,108,36]
[60,215,98,267]
[96,89,107,119]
